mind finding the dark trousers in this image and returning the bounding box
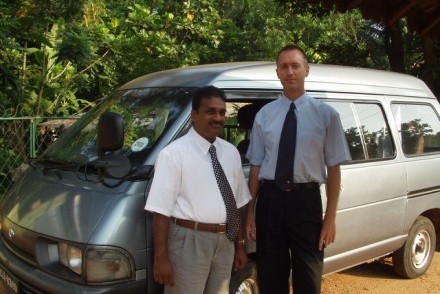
[256,182,324,294]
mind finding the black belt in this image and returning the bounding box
[262,180,320,192]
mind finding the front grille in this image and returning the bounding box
[20,282,46,294]
[1,230,37,267]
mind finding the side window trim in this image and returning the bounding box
[350,102,369,160]
[325,99,395,164]
[391,102,440,157]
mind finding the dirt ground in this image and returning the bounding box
[1,252,440,293]
[321,251,440,293]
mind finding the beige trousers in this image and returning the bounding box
[164,222,234,294]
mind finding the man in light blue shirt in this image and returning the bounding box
[245,44,351,294]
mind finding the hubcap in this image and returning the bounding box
[236,278,258,294]
[411,229,431,269]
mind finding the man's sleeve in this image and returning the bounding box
[246,113,265,166]
[144,148,181,216]
[325,111,352,166]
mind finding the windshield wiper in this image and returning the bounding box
[31,158,85,178]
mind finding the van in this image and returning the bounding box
[1,62,440,293]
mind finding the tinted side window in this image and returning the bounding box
[391,103,440,155]
[327,101,394,162]
[224,102,265,163]
[223,102,248,147]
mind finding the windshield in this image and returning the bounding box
[42,87,193,167]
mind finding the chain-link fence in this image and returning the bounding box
[0,107,77,199]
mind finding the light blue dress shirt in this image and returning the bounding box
[246,93,351,183]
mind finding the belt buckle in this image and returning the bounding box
[276,181,293,192]
[280,182,294,192]
[284,186,294,192]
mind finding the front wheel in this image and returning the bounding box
[229,260,259,294]
[392,216,436,279]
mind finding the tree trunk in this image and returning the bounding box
[420,38,439,101]
[384,24,405,73]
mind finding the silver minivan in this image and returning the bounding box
[1,62,440,293]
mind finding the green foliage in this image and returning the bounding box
[212,0,392,69]
[56,24,97,69]
[109,1,226,80]
[0,0,439,117]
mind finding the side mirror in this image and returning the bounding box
[93,112,131,181]
[97,112,124,156]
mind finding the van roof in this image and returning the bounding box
[119,62,436,98]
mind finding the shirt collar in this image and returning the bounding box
[280,92,308,109]
[189,127,220,155]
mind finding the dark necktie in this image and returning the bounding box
[275,102,297,191]
[209,145,240,241]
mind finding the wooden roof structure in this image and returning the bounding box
[309,0,440,39]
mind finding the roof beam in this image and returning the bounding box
[421,14,440,36]
[388,0,419,25]
[347,0,364,10]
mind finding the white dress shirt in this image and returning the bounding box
[145,127,251,223]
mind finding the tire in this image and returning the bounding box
[392,216,436,279]
[229,260,259,294]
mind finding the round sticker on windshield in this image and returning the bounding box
[131,137,150,152]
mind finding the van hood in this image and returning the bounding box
[2,166,128,243]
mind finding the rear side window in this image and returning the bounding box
[223,102,266,163]
[327,101,394,162]
[391,103,440,155]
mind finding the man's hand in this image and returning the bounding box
[319,214,336,251]
[320,165,341,251]
[245,205,257,243]
[233,244,248,271]
[246,165,260,243]
[152,213,174,286]
[153,256,174,286]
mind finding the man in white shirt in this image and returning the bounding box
[145,86,251,294]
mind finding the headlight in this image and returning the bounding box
[85,248,132,284]
[59,242,82,275]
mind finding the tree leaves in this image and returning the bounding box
[1,0,438,116]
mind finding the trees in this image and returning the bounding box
[275,0,440,99]
[0,0,234,116]
[0,0,93,115]
[1,0,438,116]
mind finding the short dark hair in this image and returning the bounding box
[276,44,309,65]
[192,86,226,110]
